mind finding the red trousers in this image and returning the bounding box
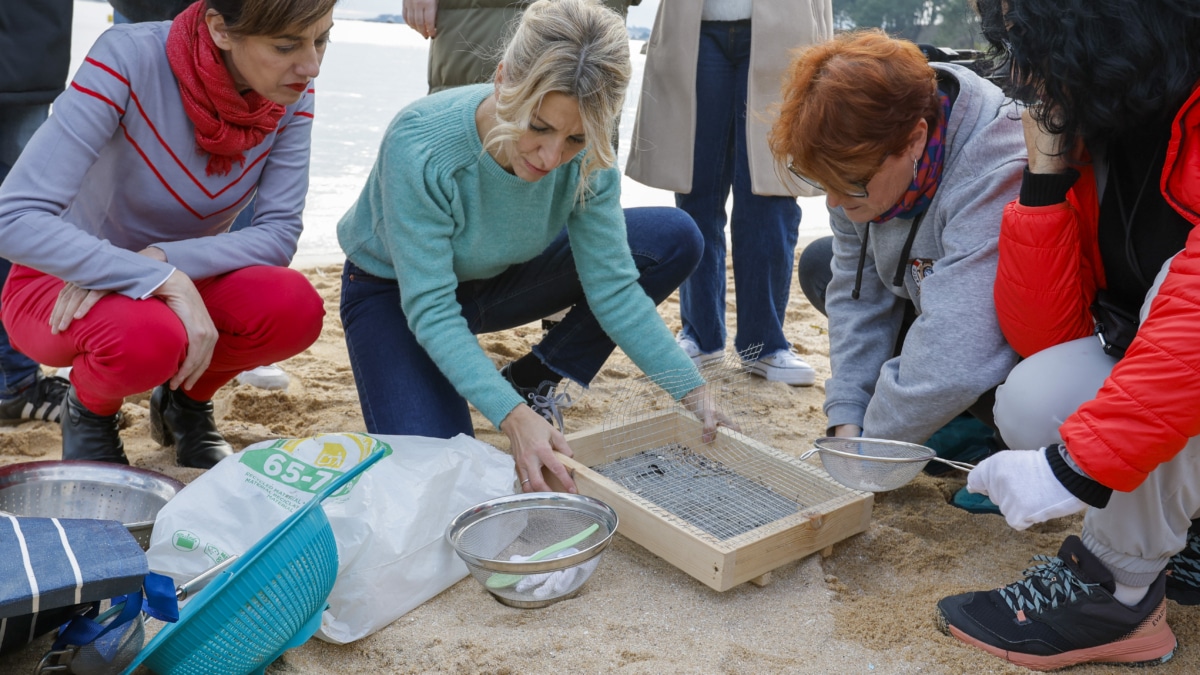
[1,265,325,415]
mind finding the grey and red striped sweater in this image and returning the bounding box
[0,20,314,299]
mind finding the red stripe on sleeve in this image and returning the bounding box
[70,82,126,116]
[84,57,132,86]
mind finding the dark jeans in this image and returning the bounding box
[797,235,834,317]
[797,235,999,431]
[340,206,703,437]
[0,103,51,395]
[0,258,37,396]
[675,20,802,356]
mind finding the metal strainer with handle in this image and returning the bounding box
[799,437,976,492]
[446,492,618,609]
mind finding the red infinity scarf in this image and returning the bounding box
[870,92,952,224]
[166,1,285,176]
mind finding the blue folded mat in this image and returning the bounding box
[0,516,146,655]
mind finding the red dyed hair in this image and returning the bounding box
[769,30,940,196]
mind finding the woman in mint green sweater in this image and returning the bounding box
[338,0,731,493]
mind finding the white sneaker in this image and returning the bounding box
[749,349,816,386]
[676,335,724,367]
[236,364,290,391]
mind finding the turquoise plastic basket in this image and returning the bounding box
[121,447,386,675]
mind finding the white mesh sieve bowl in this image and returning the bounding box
[445,492,618,609]
[802,437,944,492]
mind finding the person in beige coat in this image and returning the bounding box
[626,0,831,385]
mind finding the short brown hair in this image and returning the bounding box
[207,0,336,37]
[769,30,940,196]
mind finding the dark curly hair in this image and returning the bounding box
[977,0,1200,148]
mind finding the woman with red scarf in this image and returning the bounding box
[0,0,333,468]
[776,31,1024,451]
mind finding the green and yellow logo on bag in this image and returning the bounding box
[239,433,391,496]
[314,442,347,469]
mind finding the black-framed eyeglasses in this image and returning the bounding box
[787,161,869,199]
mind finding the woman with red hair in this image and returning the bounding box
[775,30,1025,451]
[0,0,333,468]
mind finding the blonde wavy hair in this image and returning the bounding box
[484,0,630,201]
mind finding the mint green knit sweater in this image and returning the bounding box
[338,84,701,427]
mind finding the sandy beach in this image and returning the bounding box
[2,254,1198,675]
[1,8,1191,671]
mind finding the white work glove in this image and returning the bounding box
[509,549,599,599]
[967,449,1087,530]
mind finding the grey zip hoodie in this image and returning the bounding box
[823,63,1025,444]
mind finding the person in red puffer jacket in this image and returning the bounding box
[936,0,1200,671]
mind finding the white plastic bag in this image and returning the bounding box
[145,432,516,644]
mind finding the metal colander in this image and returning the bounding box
[446,493,618,608]
[800,437,975,492]
[0,461,184,549]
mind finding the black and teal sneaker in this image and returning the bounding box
[937,536,1176,671]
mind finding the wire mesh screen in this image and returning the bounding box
[591,347,847,543]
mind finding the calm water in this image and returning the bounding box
[69,2,828,267]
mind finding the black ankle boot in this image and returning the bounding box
[150,385,233,469]
[61,387,127,464]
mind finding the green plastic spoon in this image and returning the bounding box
[486,523,600,590]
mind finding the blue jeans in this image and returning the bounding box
[0,104,52,395]
[675,20,802,357]
[340,206,702,437]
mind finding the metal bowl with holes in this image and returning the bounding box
[446,492,618,609]
[800,437,975,492]
[0,460,184,549]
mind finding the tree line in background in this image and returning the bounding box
[834,0,984,49]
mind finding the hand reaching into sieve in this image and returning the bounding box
[682,384,740,443]
[502,404,577,494]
